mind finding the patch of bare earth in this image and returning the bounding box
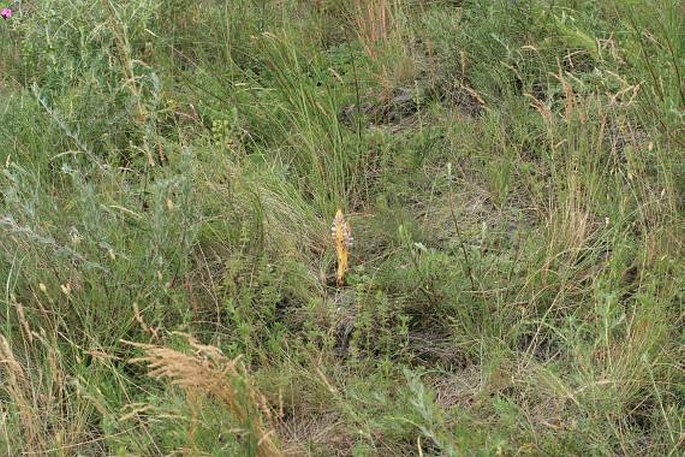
[278,411,356,457]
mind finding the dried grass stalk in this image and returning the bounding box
[126,334,284,457]
[0,335,43,452]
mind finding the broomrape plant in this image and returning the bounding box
[331,209,353,287]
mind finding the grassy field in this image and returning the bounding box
[0,0,683,455]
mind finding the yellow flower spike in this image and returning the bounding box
[331,209,352,287]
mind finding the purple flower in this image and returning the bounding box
[0,8,11,19]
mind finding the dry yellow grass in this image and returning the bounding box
[351,0,393,60]
[127,333,284,457]
[0,334,43,452]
